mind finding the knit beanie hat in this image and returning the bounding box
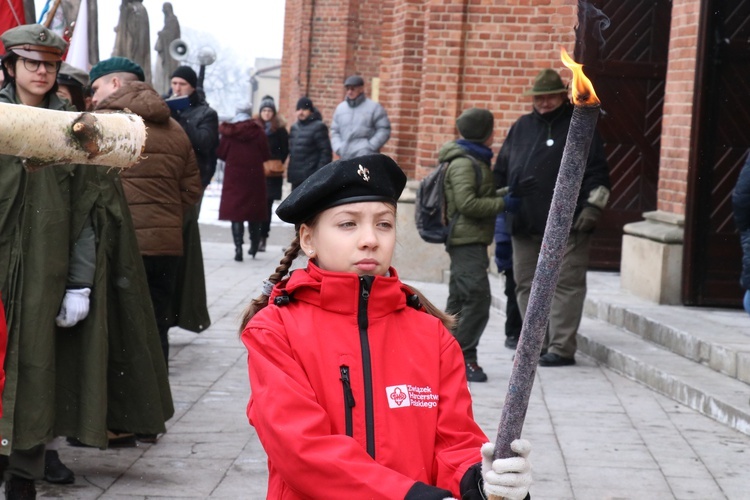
[170,65,198,88]
[296,97,314,111]
[456,108,494,143]
[259,95,276,113]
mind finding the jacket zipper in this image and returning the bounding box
[358,276,376,458]
[339,365,355,437]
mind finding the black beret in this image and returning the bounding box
[90,57,145,84]
[276,154,407,225]
[344,75,364,87]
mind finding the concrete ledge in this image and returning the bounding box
[393,198,450,283]
[621,211,684,304]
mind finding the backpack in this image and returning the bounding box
[414,155,482,244]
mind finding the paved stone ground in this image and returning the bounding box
[32,212,750,499]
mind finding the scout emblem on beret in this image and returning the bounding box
[38,30,47,41]
[357,164,370,182]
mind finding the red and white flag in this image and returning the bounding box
[0,0,26,53]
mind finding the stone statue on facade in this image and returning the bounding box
[113,0,152,84]
[153,2,181,95]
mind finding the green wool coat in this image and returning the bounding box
[0,87,173,453]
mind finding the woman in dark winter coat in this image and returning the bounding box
[288,96,332,190]
[256,96,289,252]
[217,111,271,261]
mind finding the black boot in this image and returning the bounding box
[258,236,267,253]
[231,222,244,262]
[248,222,262,259]
[44,450,74,484]
[5,476,36,500]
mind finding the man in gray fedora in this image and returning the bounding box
[493,68,611,367]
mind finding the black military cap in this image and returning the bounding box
[276,154,407,225]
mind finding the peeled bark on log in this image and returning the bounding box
[0,102,146,171]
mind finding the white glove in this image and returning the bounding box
[56,288,91,328]
[481,440,532,500]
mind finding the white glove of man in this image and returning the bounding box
[481,440,532,500]
[56,288,91,328]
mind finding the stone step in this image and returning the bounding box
[583,272,750,385]
[489,271,750,436]
[577,314,750,437]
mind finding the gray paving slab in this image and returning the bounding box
[31,218,750,499]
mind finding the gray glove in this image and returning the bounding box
[573,206,601,232]
[481,440,532,500]
[56,288,91,328]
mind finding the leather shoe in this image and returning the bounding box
[465,362,488,382]
[504,335,519,349]
[44,450,74,484]
[135,433,158,444]
[539,352,575,367]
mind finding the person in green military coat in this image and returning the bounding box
[56,59,174,447]
[0,25,173,499]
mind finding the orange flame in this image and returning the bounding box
[560,47,599,106]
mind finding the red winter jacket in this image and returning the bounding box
[242,262,488,499]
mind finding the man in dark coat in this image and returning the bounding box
[494,68,611,367]
[166,65,213,333]
[169,65,219,188]
[288,97,332,190]
[90,57,203,368]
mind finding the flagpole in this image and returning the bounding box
[5,0,23,25]
[41,0,62,28]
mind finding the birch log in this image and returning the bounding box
[0,103,146,171]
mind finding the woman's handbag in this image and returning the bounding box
[264,159,285,177]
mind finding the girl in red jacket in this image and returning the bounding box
[240,154,532,499]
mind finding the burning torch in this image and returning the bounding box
[489,47,601,487]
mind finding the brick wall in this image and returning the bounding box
[279,0,383,127]
[281,0,582,179]
[280,0,699,224]
[657,0,700,216]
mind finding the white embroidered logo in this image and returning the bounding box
[385,385,438,409]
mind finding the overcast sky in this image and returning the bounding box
[34,0,285,69]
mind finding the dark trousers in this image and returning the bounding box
[445,244,491,364]
[6,444,44,480]
[262,197,274,239]
[142,255,181,368]
[504,267,523,338]
[513,232,591,358]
